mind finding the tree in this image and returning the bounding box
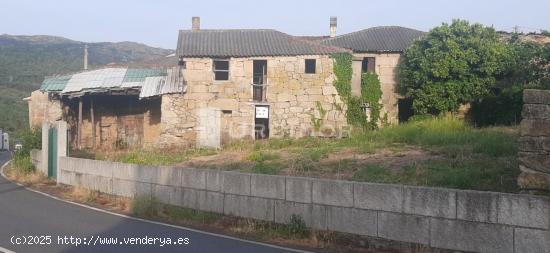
[399,19,512,115]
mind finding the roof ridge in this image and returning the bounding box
[324,26,425,41]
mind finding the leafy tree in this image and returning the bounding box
[399,19,512,115]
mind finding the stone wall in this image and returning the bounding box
[518,89,550,192]
[159,55,348,148]
[49,156,550,253]
[26,90,63,128]
[351,53,402,124]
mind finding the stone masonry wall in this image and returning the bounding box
[27,90,62,128]
[46,155,550,253]
[518,89,550,192]
[159,55,348,148]
[352,53,402,124]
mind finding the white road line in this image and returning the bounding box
[0,245,16,253]
[0,158,313,253]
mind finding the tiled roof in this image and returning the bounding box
[176,29,349,57]
[323,26,426,52]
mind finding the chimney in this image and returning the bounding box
[192,17,200,31]
[83,44,88,70]
[330,16,337,38]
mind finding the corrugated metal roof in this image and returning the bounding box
[140,69,185,98]
[176,29,349,57]
[123,68,166,82]
[139,76,165,98]
[62,68,127,93]
[40,67,183,98]
[40,75,71,91]
[322,26,426,52]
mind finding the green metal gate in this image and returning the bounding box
[48,127,57,178]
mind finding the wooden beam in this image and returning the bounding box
[91,98,96,149]
[78,97,83,150]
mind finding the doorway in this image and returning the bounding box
[255,105,269,139]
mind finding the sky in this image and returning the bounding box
[1,0,549,49]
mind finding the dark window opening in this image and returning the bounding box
[253,60,267,102]
[305,59,316,74]
[361,57,376,73]
[213,60,229,81]
[178,57,186,68]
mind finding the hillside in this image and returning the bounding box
[0,34,174,133]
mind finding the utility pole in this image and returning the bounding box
[84,44,88,70]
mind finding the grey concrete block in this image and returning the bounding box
[181,168,207,189]
[112,163,139,181]
[326,206,377,236]
[181,188,201,210]
[456,190,498,223]
[90,175,113,194]
[403,186,456,219]
[310,204,328,230]
[112,163,157,183]
[274,200,312,225]
[134,165,159,183]
[378,212,430,245]
[285,177,312,203]
[198,191,224,213]
[514,228,550,253]
[312,179,353,207]
[222,171,251,195]
[354,182,403,212]
[430,218,513,253]
[251,174,285,200]
[497,194,550,229]
[223,194,274,221]
[205,170,223,192]
[152,184,173,204]
[112,179,152,198]
[157,166,182,187]
[181,189,224,214]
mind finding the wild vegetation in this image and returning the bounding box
[400,19,550,125]
[90,117,519,193]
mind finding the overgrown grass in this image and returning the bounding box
[95,148,218,166]
[346,116,517,157]
[93,117,519,192]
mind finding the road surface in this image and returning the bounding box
[0,151,309,253]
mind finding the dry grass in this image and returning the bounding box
[4,166,48,185]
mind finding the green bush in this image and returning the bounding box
[400,19,512,115]
[13,153,35,174]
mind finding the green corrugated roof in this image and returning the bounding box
[40,75,71,91]
[122,68,166,83]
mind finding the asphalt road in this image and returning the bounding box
[0,151,309,253]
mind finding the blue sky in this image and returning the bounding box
[1,0,548,49]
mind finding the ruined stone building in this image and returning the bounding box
[27,17,424,150]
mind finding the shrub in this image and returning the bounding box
[400,19,512,115]
[284,214,308,239]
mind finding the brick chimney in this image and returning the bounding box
[330,16,337,38]
[192,17,200,31]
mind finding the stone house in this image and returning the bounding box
[28,17,424,150]
[28,67,183,150]
[322,26,425,123]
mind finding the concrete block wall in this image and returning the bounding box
[518,89,550,192]
[56,157,550,253]
[30,149,44,174]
